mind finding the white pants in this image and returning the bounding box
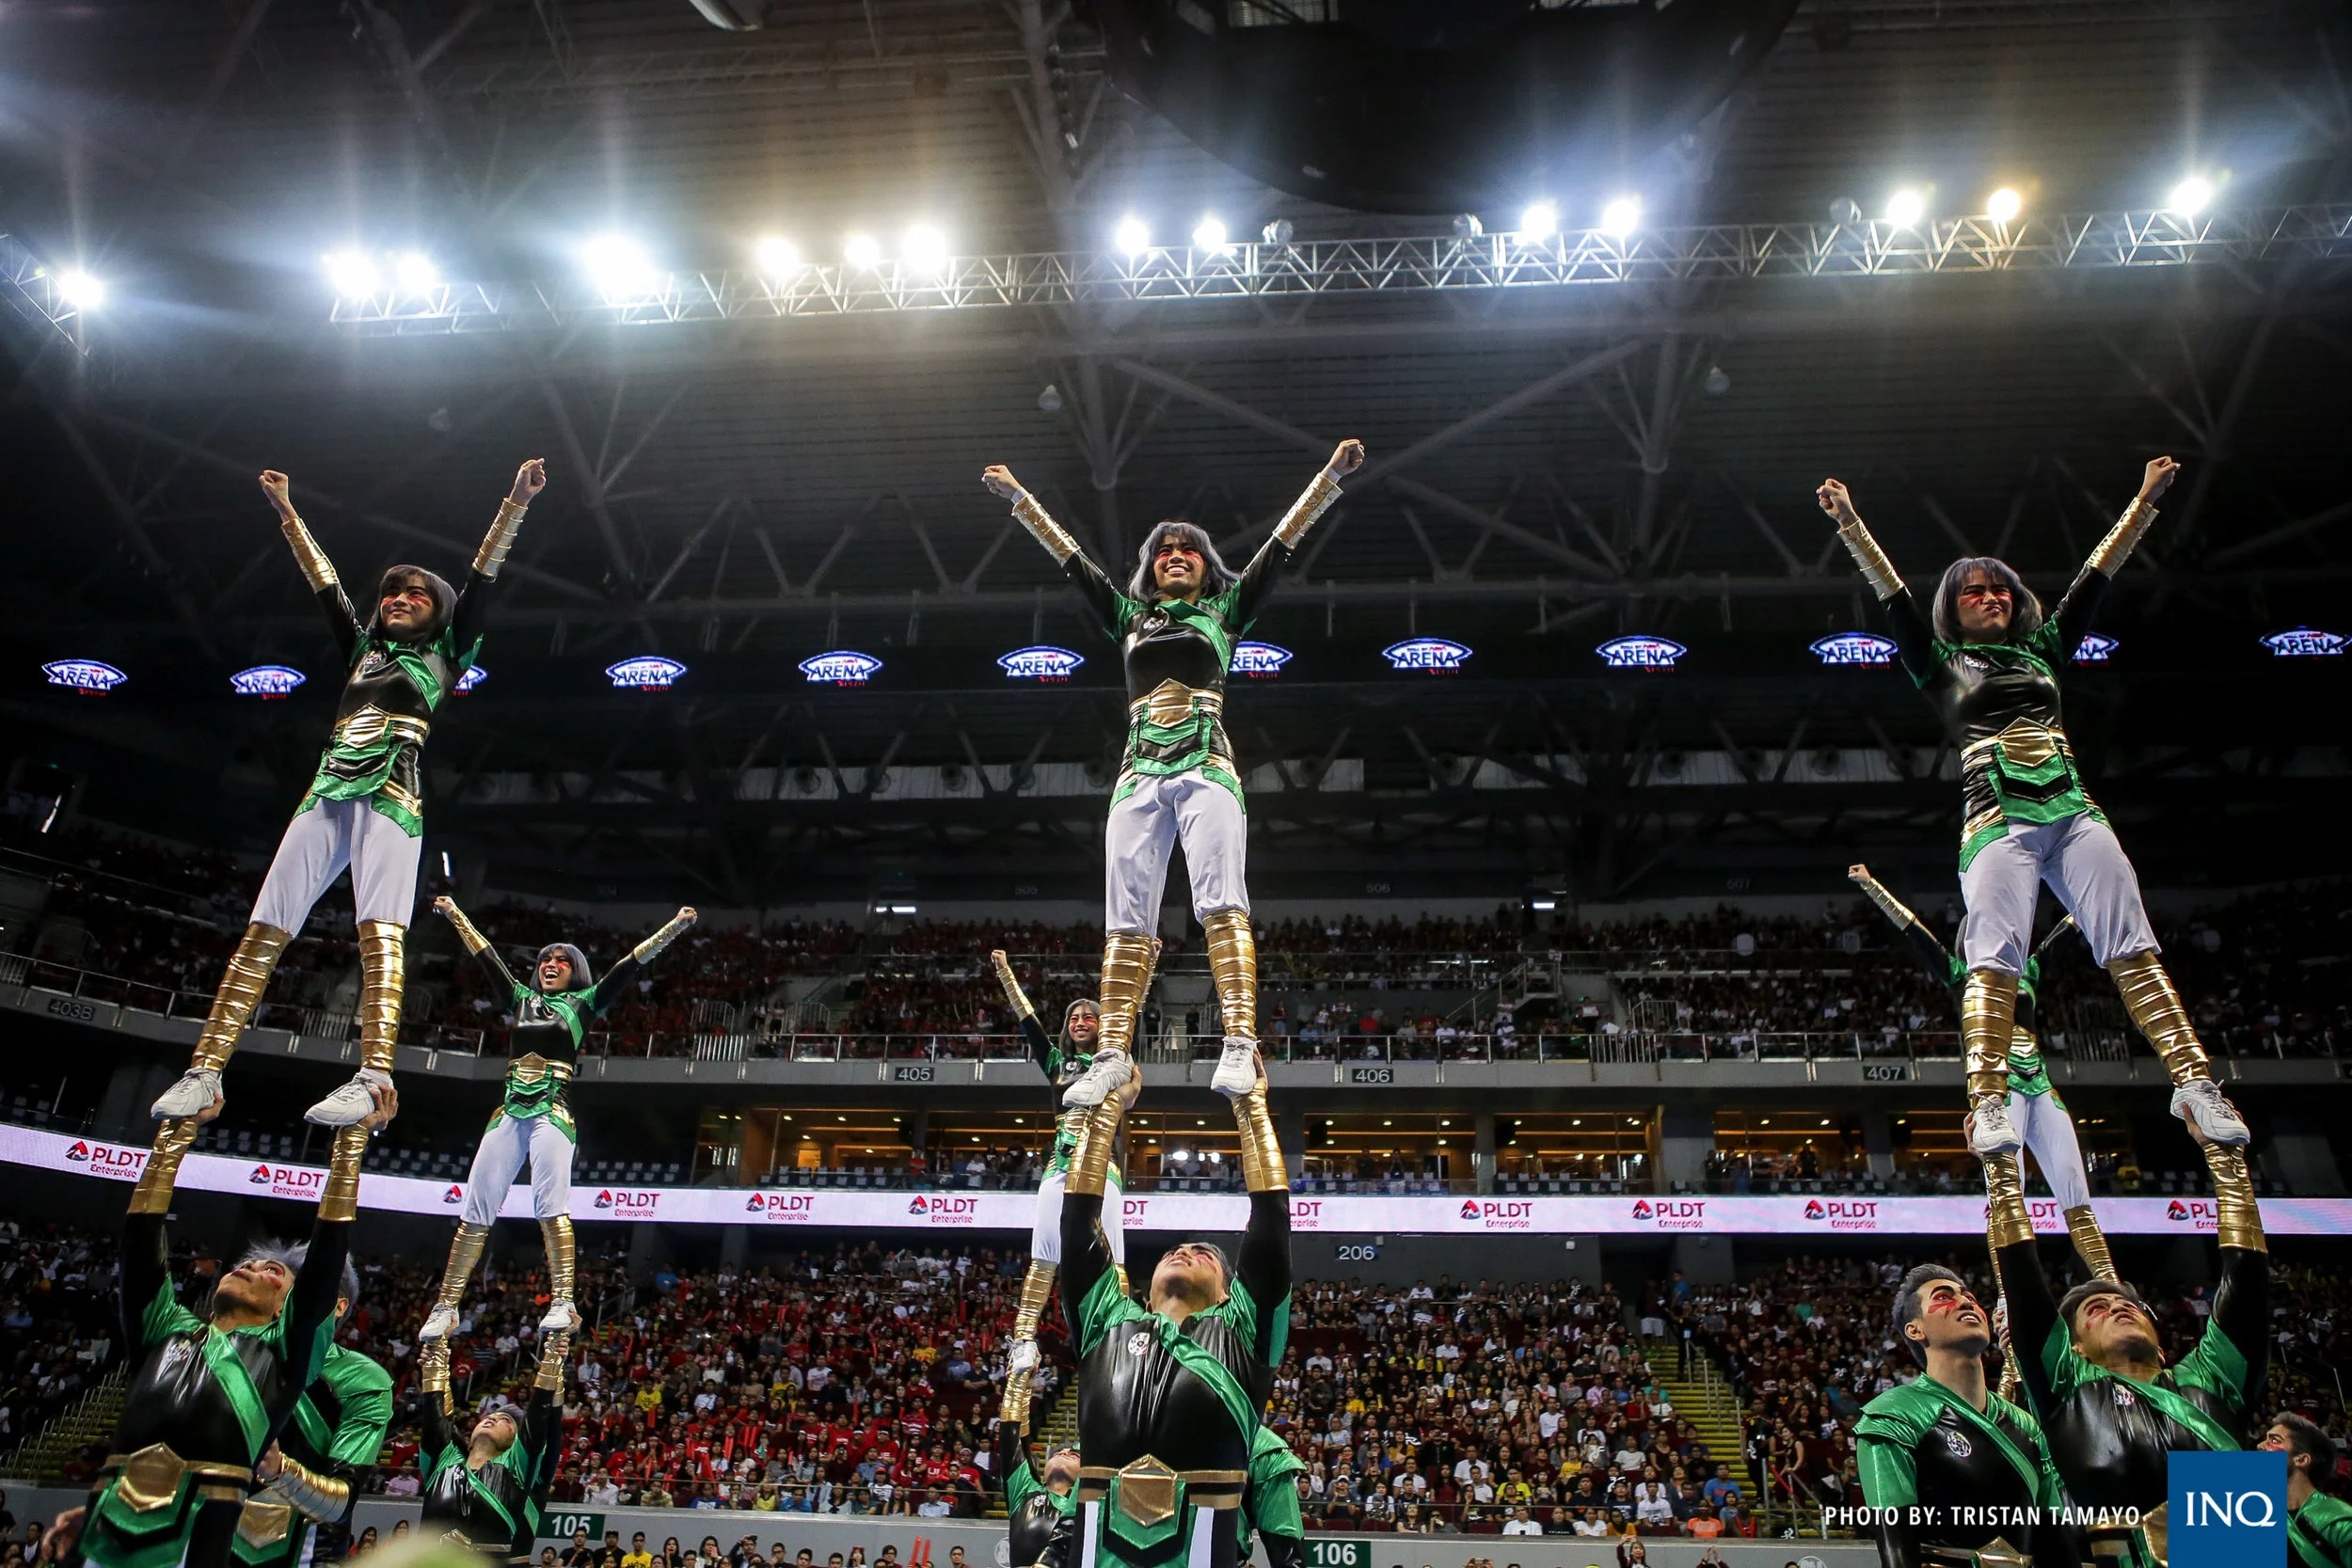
[251,796,422,933]
[1959,813,2156,974]
[1032,1166,1125,1266]
[460,1111,574,1225]
[1104,770,1248,935]
[2013,1086,2092,1211]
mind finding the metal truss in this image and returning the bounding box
[0,230,90,353]
[329,206,2352,336]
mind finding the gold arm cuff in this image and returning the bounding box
[471,499,530,579]
[1836,518,1905,600]
[1011,492,1079,565]
[2063,1204,2119,1282]
[319,1126,368,1222]
[439,899,492,955]
[536,1333,571,1394]
[421,1341,452,1402]
[2086,499,2156,576]
[280,517,339,593]
[129,1119,201,1214]
[631,911,694,965]
[1272,469,1343,548]
[992,952,1036,1020]
[2200,1144,2265,1252]
[1065,1099,1124,1197]
[1232,1081,1286,1193]
[263,1454,351,1524]
[1981,1152,2035,1249]
[1847,868,1920,931]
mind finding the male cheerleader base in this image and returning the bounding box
[230,1313,393,1568]
[1057,1059,1291,1568]
[153,460,547,1127]
[421,896,696,1339]
[996,1423,1080,1568]
[415,1334,564,1562]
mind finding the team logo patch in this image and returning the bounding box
[1126,1332,1152,1357]
[2112,1384,2137,1410]
[1942,1430,1973,1459]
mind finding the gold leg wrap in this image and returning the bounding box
[1064,1099,1126,1197]
[355,920,406,1074]
[435,1223,492,1317]
[1232,1078,1287,1194]
[2198,1143,2266,1253]
[1981,1152,2035,1249]
[2064,1204,2119,1283]
[1200,909,1259,1045]
[1094,932,1156,1059]
[540,1214,576,1304]
[1962,969,2020,1100]
[191,924,292,1073]
[2106,951,2211,1085]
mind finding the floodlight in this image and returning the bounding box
[1518,200,1558,240]
[1191,214,1231,252]
[1985,187,2023,224]
[902,223,950,274]
[755,235,802,276]
[1884,188,1927,228]
[1114,215,1151,256]
[1598,195,1642,238]
[845,232,882,269]
[56,269,105,309]
[392,251,438,295]
[323,249,381,298]
[2168,176,2215,215]
[580,234,660,300]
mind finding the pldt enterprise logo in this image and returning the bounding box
[2169,1450,2286,1568]
[1629,1198,1708,1230]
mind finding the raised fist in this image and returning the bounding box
[981,465,1024,502]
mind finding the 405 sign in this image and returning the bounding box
[1309,1544,1368,1568]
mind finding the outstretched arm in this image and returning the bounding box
[447,459,546,657]
[2189,1117,2270,1414]
[992,951,1058,1076]
[436,895,525,997]
[416,1340,457,1458]
[261,470,363,664]
[120,1106,215,1348]
[1816,480,1939,686]
[277,1091,397,1423]
[1057,1103,1123,1348]
[1232,439,1364,626]
[1849,865,1958,988]
[982,466,1127,638]
[1232,1068,1294,1369]
[1981,1147,2062,1423]
[585,907,697,1018]
[2050,458,2177,649]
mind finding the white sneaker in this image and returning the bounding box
[419,1304,458,1342]
[1060,1048,1135,1109]
[152,1069,222,1119]
[1006,1338,1040,1376]
[1210,1036,1259,1099]
[2169,1079,2250,1147]
[304,1068,392,1127]
[539,1298,580,1333]
[1967,1093,2023,1158]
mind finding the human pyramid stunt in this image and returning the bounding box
[47,441,2305,1568]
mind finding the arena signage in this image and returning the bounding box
[1381,638,1471,672]
[456,664,487,693]
[1230,641,1293,677]
[2074,633,2119,663]
[2261,626,2345,657]
[1597,635,1686,670]
[996,645,1085,680]
[230,665,308,697]
[799,650,882,686]
[42,658,127,693]
[607,656,689,689]
[1810,632,1897,666]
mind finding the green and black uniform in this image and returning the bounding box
[1995,1234,2268,1565]
[996,1423,1078,1568]
[1855,1374,2071,1568]
[417,1385,560,1561]
[466,938,660,1145]
[1016,1012,1097,1180]
[84,1212,353,1568]
[2291,1490,2352,1568]
[231,1343,393,1568]
[1059,1182,1291,1568]
[303,568,486,840]
[1239,1427,1305,1568]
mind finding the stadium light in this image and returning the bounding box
[580,234,660,301]
[2168,175,2216,215]
[1114,214,1152,256]
[1985,187,2024,225]
[1191,214,1232,253]
[844,232,882,269]
[1517,199,1558,240]
[392,251,438,295]
[755,235,802,276]
[1598,195,1643,238]
[56,269,106,309]
[902,223,951,275]
[323,249,382,298]
[1884,188,1927,229]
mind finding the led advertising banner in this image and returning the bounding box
[8,1126,2344,1237]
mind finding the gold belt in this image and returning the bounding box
[1924,1542,2027,1568]
[1130,680,1222,730]
[1079,1457,1247,1525]
[508,1053,573,1084]
[235,1501,295,1549]
[1963,719,2071,772]
[332,705,432,752]
[105,1445,254,1513]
